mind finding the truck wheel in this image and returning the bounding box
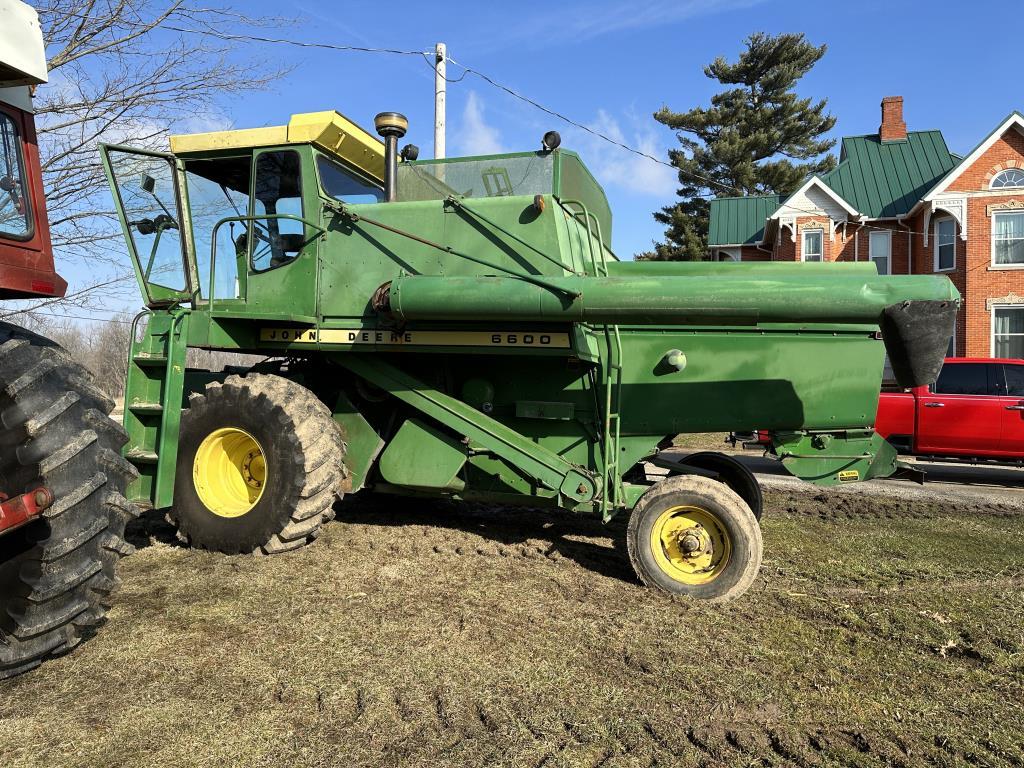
[678,451,763,520]
[627,475,762,601]
[0,323,138,679]
[171,374,346,555]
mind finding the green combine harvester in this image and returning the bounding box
[100,110,957,601]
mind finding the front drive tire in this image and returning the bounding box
[0,323,139,679]
[627,475,762,602]
[171,374,347,555]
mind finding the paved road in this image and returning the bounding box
[665,449,1024,507]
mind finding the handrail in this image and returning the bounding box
[559,199,612,277]
[207,213,327,313]
[560,200,621,517]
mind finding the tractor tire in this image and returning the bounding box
[0,322,139,679]
[627,475,761,602]
[171,373,346,555]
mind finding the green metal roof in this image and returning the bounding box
[707,129,958,247]
[823,131,957,218]
[919,112,1024,202]
[707,194,782,245]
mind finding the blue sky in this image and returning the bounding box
[207,0,1013,259]
[42,0,1017,320]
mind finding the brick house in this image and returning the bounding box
[707,97,1024,358]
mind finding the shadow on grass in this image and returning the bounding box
[334,494,638,586]
[124,495,638,586]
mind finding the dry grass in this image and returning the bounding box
[1,489,1023,768]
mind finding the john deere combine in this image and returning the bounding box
[100,109,956,601]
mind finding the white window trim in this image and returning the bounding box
[947,321,956,358]
[868,229,891,275]
[933,216,956,273]
[991,210,1024,270]
[991,304,1024,358]
[801,228,824,262]
[990,168,1024,190]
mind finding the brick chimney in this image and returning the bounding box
[879,96,907,142]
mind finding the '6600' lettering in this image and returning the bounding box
[490,334,553,345]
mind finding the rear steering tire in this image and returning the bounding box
[627,475,762,602]
[679,451,763,520]
[171,373,346,554]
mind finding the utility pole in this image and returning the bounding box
[434,42,446,159]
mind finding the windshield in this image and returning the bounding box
[396,153,553,202]
[317,154,383,204]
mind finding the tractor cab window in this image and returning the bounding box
[252,150,305,271]
[316,154,383,204]
[0,110,32,240]
[183,156,252,300]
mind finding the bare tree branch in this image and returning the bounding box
[26,1,293,311]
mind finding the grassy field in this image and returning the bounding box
[1,487,1023,768]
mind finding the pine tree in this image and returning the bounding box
[641,33,837,260]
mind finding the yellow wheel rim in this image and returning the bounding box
[192,427,266,518]
[650,505,731,585]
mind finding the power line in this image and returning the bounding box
[42,15,951,243]
[163,25,428,58]
[168,26,945,241]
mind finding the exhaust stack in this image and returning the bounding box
[374,111,408,202]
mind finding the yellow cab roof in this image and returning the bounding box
[168,110,385,182]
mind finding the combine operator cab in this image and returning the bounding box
[0,19,65,300]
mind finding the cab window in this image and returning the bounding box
[931,363,998,395]
[252,150,305,271]
[183,156,251,299]
[316,154,382,204]
[0,110,32,240]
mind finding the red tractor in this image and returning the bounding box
[0,0,136,677]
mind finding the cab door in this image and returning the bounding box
[241,147,320,321]
[917,362,1003,456]
[998,363,1024,456]
[100,145,194,307]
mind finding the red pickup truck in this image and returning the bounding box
[876,357,1024,462]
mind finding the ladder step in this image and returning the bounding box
[133,354,168,366]
[128,402,163,415]
[125,449,159,465]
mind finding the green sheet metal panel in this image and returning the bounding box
[707,194,782,246]
[378,419,466,490]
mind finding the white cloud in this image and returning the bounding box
[572,110,677,198]
[507,0,766,47]
[178,112,234,134]
[454,91,506,156]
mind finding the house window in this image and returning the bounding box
[993,211,1024,266]
[993,306,1024,358]
[934,217,956,271]
[801,229,822,261]
[869,230,890,275]
[991,169,1024,189]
